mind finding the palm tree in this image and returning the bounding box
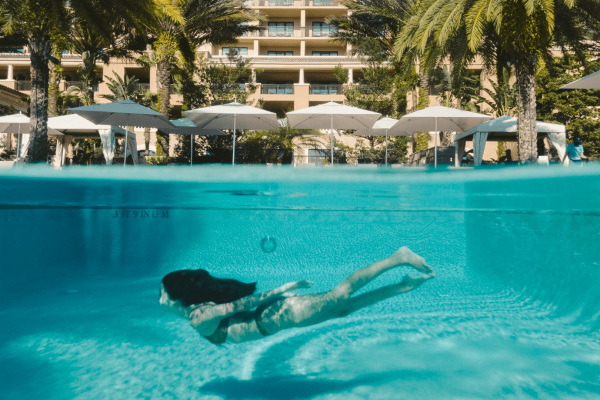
[139,0,260,155]
[100,72,141,102]
[394,0,600,162]
[0,0,179,162]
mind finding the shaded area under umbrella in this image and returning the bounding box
[353,117,410,166]
[183,102,278,166]
[393,106,493,168]
[169,117,226,166]
[0,113,63,163]
[68,100,174,166]
[287,101,381,165]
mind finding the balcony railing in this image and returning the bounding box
[66,81,100,92]
[310,28,337,37]
[261,84,294,94]
[135,83,151,91]
[250,0,295,5]
[246,27,306,38]
[305,0,340,5]
[309,84,342,95]
[16,81,31,91]
[245,0,341,5]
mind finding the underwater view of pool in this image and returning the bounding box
[1,165,599,400]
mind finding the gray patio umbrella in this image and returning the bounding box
[560,70,600,89]
[287,102,381,165]
[0,113,63,162]
[354,117,409,166]
[169,117,226,166]
[69,100,174,166]
[184,102,279,166]
[393,106,493,168]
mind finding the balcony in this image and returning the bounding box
[245,27,306,38]
[135,83,151,91]
[310,28,337,37]
[244,0,341,6]
[261,84,294,94]
[65,81,99,92]
[16,81,31,91]
[309,84,342,95]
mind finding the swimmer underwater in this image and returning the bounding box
[160,247,435,345]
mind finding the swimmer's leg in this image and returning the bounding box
[259,273,434,335]
[339,273,435,316]
[332,247,433,300]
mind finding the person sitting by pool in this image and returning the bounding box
[159,247,435,345]
[563,137,589,165]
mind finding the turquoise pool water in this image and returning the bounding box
[1,166,599,400]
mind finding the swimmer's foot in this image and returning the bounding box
[399,273,435,291]
[394,246,434,275]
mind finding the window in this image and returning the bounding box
[268,22,294,37]
[267,51,294,56]
[312,51,338,56]
[312,22,337,37]
[223,47,248,56]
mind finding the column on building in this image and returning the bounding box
[300,9,306,37]
[300,41,306,57]
[7,64,13,81]
[348,68,353,84]
[254,40,260,56]
[299,68,305,84]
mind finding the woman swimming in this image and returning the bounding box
[159,246,435,345]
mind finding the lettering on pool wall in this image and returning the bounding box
[112,210,169,219]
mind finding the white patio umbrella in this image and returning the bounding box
[168,117,226,166]
[560,70,600,89]
[69,99,174,166]
[184,102,278,166]
[0,113,63,162]
[287,101,381,165]
[353,117,409,166]
[394,106,493,168]
[48,114,128,167]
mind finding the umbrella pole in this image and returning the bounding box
[434,117,438,169]
[232,114,236,167]
[330,114,334,166]
[16,124,21,163]
[190,134,194,166]
[385,129,388,167]
[124,115,128,167]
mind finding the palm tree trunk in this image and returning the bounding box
[48,51,62,117]
[157,59,171,155]
[28,35,52,163]
[418,73,429,110]
[515,64,537,163]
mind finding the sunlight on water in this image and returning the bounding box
[1,165,599,399]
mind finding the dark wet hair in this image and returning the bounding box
[574,137,582,145]
[161,269,257,307]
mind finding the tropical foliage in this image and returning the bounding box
[0,0,179,162]
[536,56,600,158]
[394,0,600,162]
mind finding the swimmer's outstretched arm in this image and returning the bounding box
[189,280,312,334]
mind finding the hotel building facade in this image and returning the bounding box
[0,0,503,162]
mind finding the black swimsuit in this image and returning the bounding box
[203,304,272,345]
